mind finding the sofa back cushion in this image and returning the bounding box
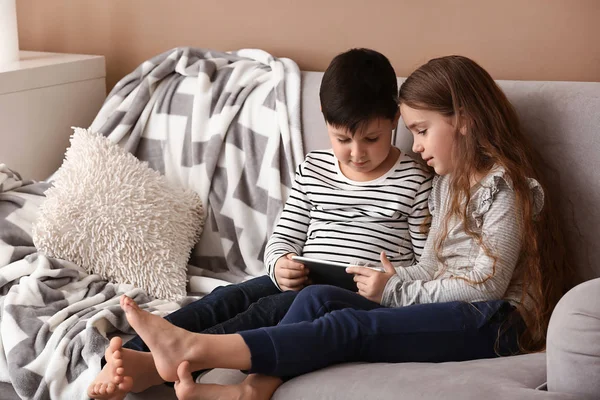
[300,71,600,282]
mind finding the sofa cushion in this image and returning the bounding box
[0,354,580,400]
[32,128,204,300]
[194,353,580,400]
[301,72,600,282]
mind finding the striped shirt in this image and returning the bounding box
[265,150,433,288]
[381,166,544,308]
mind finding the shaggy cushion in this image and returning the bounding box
[33,128,204,300]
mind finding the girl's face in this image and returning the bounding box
[400,104,458,176]
[328,116,399,181]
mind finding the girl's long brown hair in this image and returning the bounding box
[399,56,573,352]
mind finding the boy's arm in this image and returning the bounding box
[264,164,312,288]
[407,175,433,262]
[382,185,521,307]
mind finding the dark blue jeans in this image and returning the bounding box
[240,285,523,379]
[124,276,297,352]
[117,276,297,382]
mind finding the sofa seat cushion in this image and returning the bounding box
[196,353,582,400]
[0,354,580,400]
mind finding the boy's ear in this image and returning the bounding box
[392,107,400,128]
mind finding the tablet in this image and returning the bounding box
[291,256,384,292]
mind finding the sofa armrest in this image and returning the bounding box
[546,278,600,397]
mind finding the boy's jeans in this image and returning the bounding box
[114,276,297,382]
[124,275,297,352]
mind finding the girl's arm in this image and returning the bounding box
[387,224,439,283]
[264,164,312,286]
[382,185,521,307]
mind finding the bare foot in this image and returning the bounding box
[174,361,205,400]
[173,361,245,400]
[120,295,206,382]
[117,347,165,392]
[174,361,279,400]
[87,337,133,400]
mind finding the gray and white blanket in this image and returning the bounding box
[91,47,303,288]
[0,48,302,399]
[0,165,188,399]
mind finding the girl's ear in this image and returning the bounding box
[456,112,469,136]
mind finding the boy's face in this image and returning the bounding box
[400,104,458,176]
[328,116,399,181]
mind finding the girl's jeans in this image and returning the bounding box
[240,284,523,378]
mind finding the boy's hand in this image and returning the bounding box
[274,253,310,291]
[346,251,396,304]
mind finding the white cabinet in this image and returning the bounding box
[0,51,106,180]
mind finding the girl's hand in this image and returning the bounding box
[346,251,396,303]
[274,253,310,291]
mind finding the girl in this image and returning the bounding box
[97,55,572,400]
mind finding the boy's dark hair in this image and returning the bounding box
[319,48,398,135]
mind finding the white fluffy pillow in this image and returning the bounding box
[33,128,204,300]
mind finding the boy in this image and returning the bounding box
[88,48,432,399]
[265,48,431,292]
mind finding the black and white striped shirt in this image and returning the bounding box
[265,150,433,287]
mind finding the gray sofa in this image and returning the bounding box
[1,72,598,400]
[141,73,600,400]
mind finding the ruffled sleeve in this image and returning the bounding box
[528,178,545,218]
[472,167,545,228]
[427,175,441,216]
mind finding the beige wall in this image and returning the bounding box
[17,0,600,90]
